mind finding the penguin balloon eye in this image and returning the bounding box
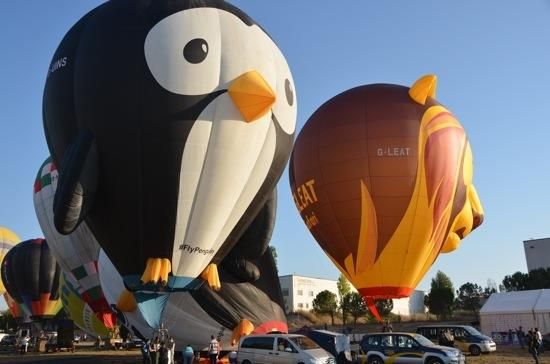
[285,78,294,106]
[183,38,209,64]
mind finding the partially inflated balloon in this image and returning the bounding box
[98,191,287,348]
[99,247,286,349]
[60,272,111,338]
[33,157,116,329]
[43,0,296,301]
[0,227,20,294]
[1,239,62,320]
[289,75,483,320]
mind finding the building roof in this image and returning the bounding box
[278,274,338,282]
[523,237,550,243]
[480,289,550,314]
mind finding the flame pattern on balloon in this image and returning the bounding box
[289,75,483,318]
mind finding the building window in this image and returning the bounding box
[306,303,309,308]
[282,288,289,296]
[298,303,303,308]
[309,291,314,297]
[297,290,303,296]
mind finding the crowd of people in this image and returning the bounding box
[140,332,237,364]
[140,332,177,364]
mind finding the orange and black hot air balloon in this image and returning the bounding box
[1,239,62,321]
[289,75,484,321]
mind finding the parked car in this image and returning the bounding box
[416,325,496,356]
[120,338,144,350]
[0,335,17,347]
[238,333,335,364]
[296,328,353,364]
[360,332,465,364]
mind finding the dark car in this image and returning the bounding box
[45,336,75,353]
[416,325,496,356]
[0,335,17,347]
[360,332,465,364]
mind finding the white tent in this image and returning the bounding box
[480,289,550,335]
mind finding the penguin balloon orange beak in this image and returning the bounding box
[228,70,276,122]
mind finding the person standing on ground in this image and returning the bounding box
[528,330,540,364]
[517,327,525,349]
[208,335,220,364]
[141,340,152,364]
[151,338,159,364]
[535,328,543,353]
[183,344,194,364]
[167,337,175,364]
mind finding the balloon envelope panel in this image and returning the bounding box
[0,227,20,294]
[289,77,483,301]
[33,157,115,328]
[3,292,31,323]
[60,272,111,338]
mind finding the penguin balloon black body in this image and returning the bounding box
[43,0,296,301]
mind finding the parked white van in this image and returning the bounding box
[237,333,335,364]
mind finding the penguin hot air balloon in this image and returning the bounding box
[0,227,20,295]
[1,239,62,320]
[289,75,484,320]
[42,0,296,315]
[34,157,116,329]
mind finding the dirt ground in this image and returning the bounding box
[450,346,546,364]
[0,346,547,364]
[0,349,141,364]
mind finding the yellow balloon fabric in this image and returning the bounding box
[0,227,21,294]
[60,273,111,338]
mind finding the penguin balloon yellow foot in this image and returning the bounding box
[140,258,172,286]
[200,263,221,291]
[117,289,137,312]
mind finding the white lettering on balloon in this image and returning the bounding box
[47,57,68,77]
[376,147,411,157]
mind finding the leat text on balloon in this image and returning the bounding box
[376,147,411,157]
[292,179,318,213]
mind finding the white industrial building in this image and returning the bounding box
[391,290,427,316]
[279,274,426,316]
[279,274,338,313]
[524,238,550,271]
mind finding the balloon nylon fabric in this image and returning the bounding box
[34,156,115,328]
[1,239,62,319]
[0,226,20,294]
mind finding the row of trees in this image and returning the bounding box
[425,267,550,319]
[501,267,550,291]
[305,267,550,323]
[310,275,393,325]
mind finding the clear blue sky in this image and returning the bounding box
[2,1,550,311]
